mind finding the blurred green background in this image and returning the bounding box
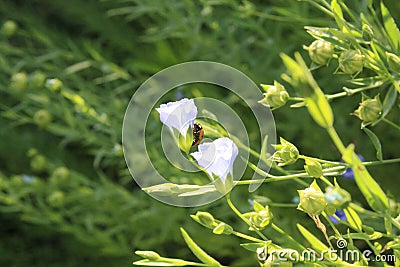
[0,0,399,266]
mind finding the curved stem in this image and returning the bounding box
[382,117,400,132]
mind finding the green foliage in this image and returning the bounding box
[1,0,400,266]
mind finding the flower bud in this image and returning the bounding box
[339,50,364,74]
[362,24,373,42]
[47,191,64,208]
[192,211,216,228]
[1,20,18,37]
[386,52,400,74]
[305,40,334,65]
[259,81,289,109]
[325,185,351,209]
[213,222,233,235]
[10,72,28,92]
[297,180,328,216]
[249,209,273,230]
[272,137,299,166]
[353,95,382,125]
[45,78,63,91]
[50,167,70,184]
[29,71,46,89]
[304,158,322,178]
[30,154,47,172]
[33,109,52,128]
[135,251,161,261]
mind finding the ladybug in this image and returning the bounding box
[192,122,204,146]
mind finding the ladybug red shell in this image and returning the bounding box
[192,122,204,146]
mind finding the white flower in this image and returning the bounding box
[191,138,238,183]
[156,98,197,135]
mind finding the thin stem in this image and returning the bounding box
[299,155,345,166]
[382,118,400,132]
[326,126,346,154]
[226,192,268,241]
[321,212,342,237]
[271,223,305,251]
[321,176,334,187]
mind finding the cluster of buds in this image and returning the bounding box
[259,81,289,109]
[297,180,328,216]
[338,50,364,74]
[304,40,334,65]
[272,137,299,166]
[353,94,382,126]
[191,211,233,235]
[244,201,273,231]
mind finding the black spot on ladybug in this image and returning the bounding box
[192,122,204,147]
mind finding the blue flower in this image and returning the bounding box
[342,154,364,180]
[21,174,35,184]
[329,210,347,224]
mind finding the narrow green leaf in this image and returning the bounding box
[297,224,330,252]
[342,232,383,240]
[381,2,400,50]
[344,207,362,231]
[331,0,345,30]
[180,228,221,266]
[240,242,270,252]
[281,52,333,128]
[382,86,398,118]
[133,259,187,266]
[342,145,388,212]
[363,128,382,161]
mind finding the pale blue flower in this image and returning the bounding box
[156,98,197,135]
[191,138,238,183]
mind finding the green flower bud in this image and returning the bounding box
[213,222,233,235]
[339,50,364,74]
[362,225,375,235]
[47,191,64,208]
[50,167,69,184]
[33,109,52,128]
[353,95,382,125]
[325,185,351,209]
[259,81,289,109]
[362,24,373,42]
[193,211,216,228]
[249,208,273,230]
[10,72,28,92]
[135,251,161,261]
[386,52,400,74]
[297,180,328,216]
[305,40,334,65]
[27,148,38,157]
[45,78,63,91]
[1,20,18,37]
[29,71,46,89]
[304,158,323,178]
[272,137,299,166]
[30,154,47,172]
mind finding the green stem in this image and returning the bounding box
[271,223,305,251]
[299,155,345,166]
[226,192,268,241]
[382,118,400,132]
[326,126,346,154]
